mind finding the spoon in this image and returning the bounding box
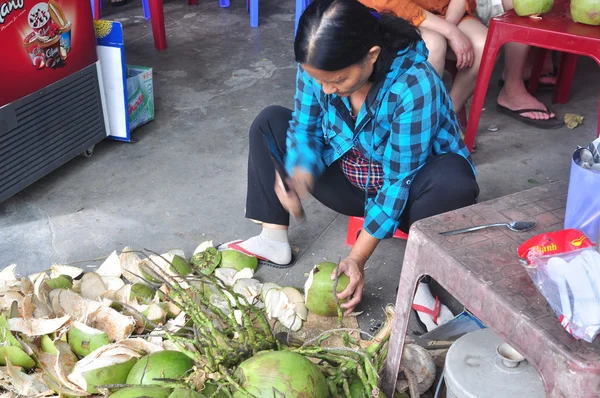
[440,221,536,236]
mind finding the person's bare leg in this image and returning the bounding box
[449,18,487,113]
[419,27,447,76]
[497,0,554,120]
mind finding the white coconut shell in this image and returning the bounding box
[96,251,122,278]
[80,273,106,301]
[8,315,70,336]
[102,276,126,292]
[49,265,84,280]
[119,248,146,285]
[282,287,308,321]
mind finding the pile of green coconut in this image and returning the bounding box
[0,242,395,397]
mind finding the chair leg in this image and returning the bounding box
[346,217,362,247]
[527,48,549,96]
[148,0,167,51]
[464,21,502,153]
[92,0,101,19]
[553,53,578,104]
[249,0,259,27]
[220,0,230,8]
[188,0,198,4]
[597,98,600,138]
[142,0,151,20]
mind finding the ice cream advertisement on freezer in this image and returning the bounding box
[0,0,98,107]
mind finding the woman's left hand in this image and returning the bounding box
[332,256,366,316]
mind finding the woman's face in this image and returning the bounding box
[301,46,381,97]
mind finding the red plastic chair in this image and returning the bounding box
[346,216,408,246]
[463,0,600,152]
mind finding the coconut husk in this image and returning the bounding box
[0,265,20,293]
[5,360,54,397]
[119,248,146,285]
[89,305,135,341]
[8,315,70,336]
[49,289,102,322]
[0,292,24,316]
[79,273,106,301]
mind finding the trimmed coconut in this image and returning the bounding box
[282,287,308,321]
[304,262,350,317]
[218,250,258,272]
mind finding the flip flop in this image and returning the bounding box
[496,104,564,130]
[498,75,556,92]
[412,296,441,326]
[219,240,296,269]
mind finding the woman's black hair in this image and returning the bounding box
[294,0,421,82]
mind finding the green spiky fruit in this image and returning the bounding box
[191,247,222,275]
[218,250,258,272]
[126,351,194,386]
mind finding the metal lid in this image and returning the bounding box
[444,329,545,398]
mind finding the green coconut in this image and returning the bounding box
[571,0,600,25]
[513,0,554,16]
[0,346,36,369]
[126,351,194,386]
[41,334,58,354]
[168,389,206,398]
[233,350,329,397]
[131,283,155,303]
[46,275,73,290]
[201,382,229,398]
[67,322,110,357]
[304,262,350,317]
[218,250,258,272]
[0,314,35,369]
[110,386,173,398]
[170,255,192,276]
[190,247,222,275]
[78,357,138,393]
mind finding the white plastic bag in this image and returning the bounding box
[525,248,600,342]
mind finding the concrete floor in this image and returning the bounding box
[1,0,599,332]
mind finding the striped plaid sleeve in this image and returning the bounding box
[285,66,326,178]
[363,72,437,239]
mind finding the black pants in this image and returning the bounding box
[246,106,480,233]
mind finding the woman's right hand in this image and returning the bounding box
[448,27,474,70]
[274,171,304,220]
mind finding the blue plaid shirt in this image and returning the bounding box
[285,40,474,239]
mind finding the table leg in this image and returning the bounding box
[148,0,167,51]
[528,48,549,96]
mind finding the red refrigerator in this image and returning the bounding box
[0,0,108,203]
